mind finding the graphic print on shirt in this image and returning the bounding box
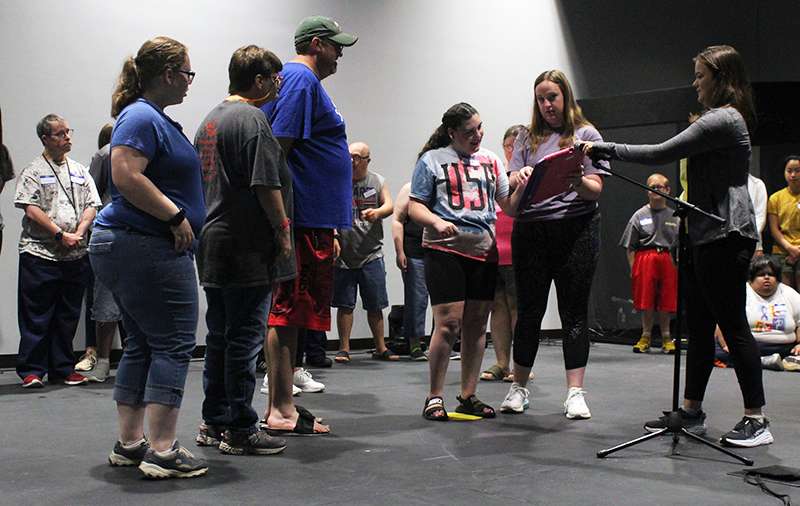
[197,120,219,183]
[442,161,497,213]
[754,302,787,332]
[354,184,378,222]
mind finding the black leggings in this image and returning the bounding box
[684,234,764,409]
[512,211,600,370]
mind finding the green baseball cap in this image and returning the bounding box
[294,15,358,47]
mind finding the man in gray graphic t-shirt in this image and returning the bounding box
[333,142,399,361]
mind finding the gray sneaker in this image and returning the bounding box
[783,355,800,371]
[138,441,208,479]
[195,423,225,448]
[219,429,287,456]
[761,353,784,371]
[108,437,149,466]
[500,383,530,414]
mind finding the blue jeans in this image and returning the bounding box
[402,256,428,338]
[202,285,270,432]
[89,227,198,408]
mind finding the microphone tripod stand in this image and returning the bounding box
[591,162,753,466]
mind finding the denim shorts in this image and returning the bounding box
[332,257,389,311]
[89,226,198,408]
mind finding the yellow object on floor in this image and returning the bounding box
[447,412,482,421]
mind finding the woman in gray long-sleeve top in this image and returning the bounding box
[583,45,771,448]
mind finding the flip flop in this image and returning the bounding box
[372,349,400,361]
[480,364,508,381]
[264,407,330,437]
[334,350,351,363]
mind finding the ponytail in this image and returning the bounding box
[111,57,141,118]
[417,102,478,160]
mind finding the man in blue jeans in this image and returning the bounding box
[193,45,294,455]
[333,142,398,362]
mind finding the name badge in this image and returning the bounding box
[70,175,86,184]
[639,217,653,226]
[363,188,377,198]
[39,175,56,184]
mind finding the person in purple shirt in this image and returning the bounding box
[90,36,208,479]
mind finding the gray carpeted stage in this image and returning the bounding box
[1,343,797,505]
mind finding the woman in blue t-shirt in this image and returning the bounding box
[409,102,525,421]
[89,36,207,479]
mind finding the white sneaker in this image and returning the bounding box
[500,383,530,414]
[260,374,301,396]
[87,359,110,382]
[564,387,591,419]
[761,353,784,371]
[293,368,325,393]
[75,350,97,372]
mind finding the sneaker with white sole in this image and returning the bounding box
[195,423,225,448]
[87,359,110,382]
[761,353,784,371]
[219,429,287,456]
[138,441,208,479]
[293,368,325,393]
[644,408,707,434]
[74,349,97,372]
[500,383,530,414]
[564,387,591,419]
[260,374,301,396]
[782,355,800,371]
[109,437,149,466]
[720,416,774,448]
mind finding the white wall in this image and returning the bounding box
[0,0,573,355]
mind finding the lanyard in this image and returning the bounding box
[42,155,77,214]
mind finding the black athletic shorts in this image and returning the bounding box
[423,248,497,305]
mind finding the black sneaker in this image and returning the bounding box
[644,408,707,435]
[108,438,149,466]
[409,348,428,361]
[720,416,774,447]
[138,441,208,479]
[195,423,225,447]
[219,429,287,456]
[306,356,333,368]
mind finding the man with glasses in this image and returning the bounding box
[333,142,397,363]
[259,16,357,435]
[193,45,292,455]
[14,114,101,387]
[619,172,679,354]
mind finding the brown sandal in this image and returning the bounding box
[423,396,448,421]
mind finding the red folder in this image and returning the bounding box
[516,147,583,213]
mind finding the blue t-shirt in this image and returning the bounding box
[96,98,206,238]
[260,62,352,229]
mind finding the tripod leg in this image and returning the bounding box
[680,428,754,466]
[597,428,669,458]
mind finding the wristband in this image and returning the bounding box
[54,230,64,242]
[165,208,186,227]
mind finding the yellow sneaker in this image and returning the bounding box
[632,335,651,353]
[661,338,676,354]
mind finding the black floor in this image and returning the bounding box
[1,343,798,505]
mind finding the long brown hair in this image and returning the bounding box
[527,70,590,153]
[418,102,478,159]
[111,36,188,118]
[694,45,756,132]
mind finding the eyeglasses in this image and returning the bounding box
[49,129,74,139]
[320,38,343,57]
[177,69,196,83]
[351,154,371,162]
[503,142,515,150]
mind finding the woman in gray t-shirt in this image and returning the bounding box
[584,45,770,448]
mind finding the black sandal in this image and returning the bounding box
[423,396,448,421]
[455,394,496,418]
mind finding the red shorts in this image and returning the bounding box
[268,228,334,331]
[631,249,677,312]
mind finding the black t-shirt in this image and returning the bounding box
[194,100,294,287]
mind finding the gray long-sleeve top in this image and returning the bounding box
[592,107,757,246]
